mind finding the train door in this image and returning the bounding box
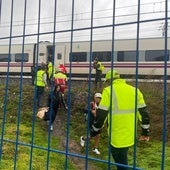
[46,44,66,68]
[31,42,51,84]
[33,42,50,66]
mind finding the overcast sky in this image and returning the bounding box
[0,0,169,44]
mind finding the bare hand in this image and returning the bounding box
[139,135,150,142]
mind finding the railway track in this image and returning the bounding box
[0,75,169,86]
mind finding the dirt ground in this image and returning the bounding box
[44,109,99,170]
[46,105,170,170]
[41,81,170,169]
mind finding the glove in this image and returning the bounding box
[139,135,150,142]
[141,128,150,136]
[139,128,150,142]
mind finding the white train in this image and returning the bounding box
[0,37,170,78]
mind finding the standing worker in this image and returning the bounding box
[34,63,48,107]
[47,57,55,86]
[93,57,104,89]
[90,70,150,170]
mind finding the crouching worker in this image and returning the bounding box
[43,84,68,131]
[80,93,102,155]
[53,68,68,95]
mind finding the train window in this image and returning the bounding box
[70,52,87,62]
[57,53,62,60]
[39,53,45,56]
[145,50,169,61]
[15,53,29,62]
[92,52,111,61]
[0,54,11,62]
[47,45,54,57]
[117,51,138,61]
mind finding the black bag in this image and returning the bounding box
[43,108,54,121]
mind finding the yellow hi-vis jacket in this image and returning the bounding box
[47,62,55,78]
[98,79,146,148]
[35,70,46,87]
[94,61,104,72]
[53,72,68,81]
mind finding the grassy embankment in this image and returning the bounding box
[0,81,169,170]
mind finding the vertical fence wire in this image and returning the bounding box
[30,0,41,169]
[64,0,75,169]
[161,1,168,170]
[108,0,116,169]
[84,0,94,169]
[133,0,141,169]
[0,0,14,163]
[13,0,27,169]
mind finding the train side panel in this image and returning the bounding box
[0,38,170,77]
[0,44,35,75]
[64,38,170,77]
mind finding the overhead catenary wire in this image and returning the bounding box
[0,1,167,28]
[0,1,168,44]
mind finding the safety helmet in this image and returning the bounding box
[94,93,102,98]
[105,70,120,81]
[59,62,63,65]
[57,67,63,72]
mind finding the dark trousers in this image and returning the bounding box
[111,145,129,170]
[50,108,58,124]
[44,108,58,125]
[95,71,102,88]
[36,86,45,106]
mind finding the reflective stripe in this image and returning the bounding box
[138,104,147,108]
[112,87,118,111]
[99,106,135,114]
[140,124,150,129]
[92,125,101,131]
[111,109,135,114]
[99,87,146,115]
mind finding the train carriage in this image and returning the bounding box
[0,37,169,78]
[64,38,170,78]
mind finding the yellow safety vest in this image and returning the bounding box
[53,72,67,81]
[99,79,146,148]
[35,70,46,87]
[47,62,55,78]
[97,61,104,72]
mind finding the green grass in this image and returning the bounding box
[0,84,76,170]
[0,82,170,170]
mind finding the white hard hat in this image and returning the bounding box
[94,93,102,98]
[57,67,63,72]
